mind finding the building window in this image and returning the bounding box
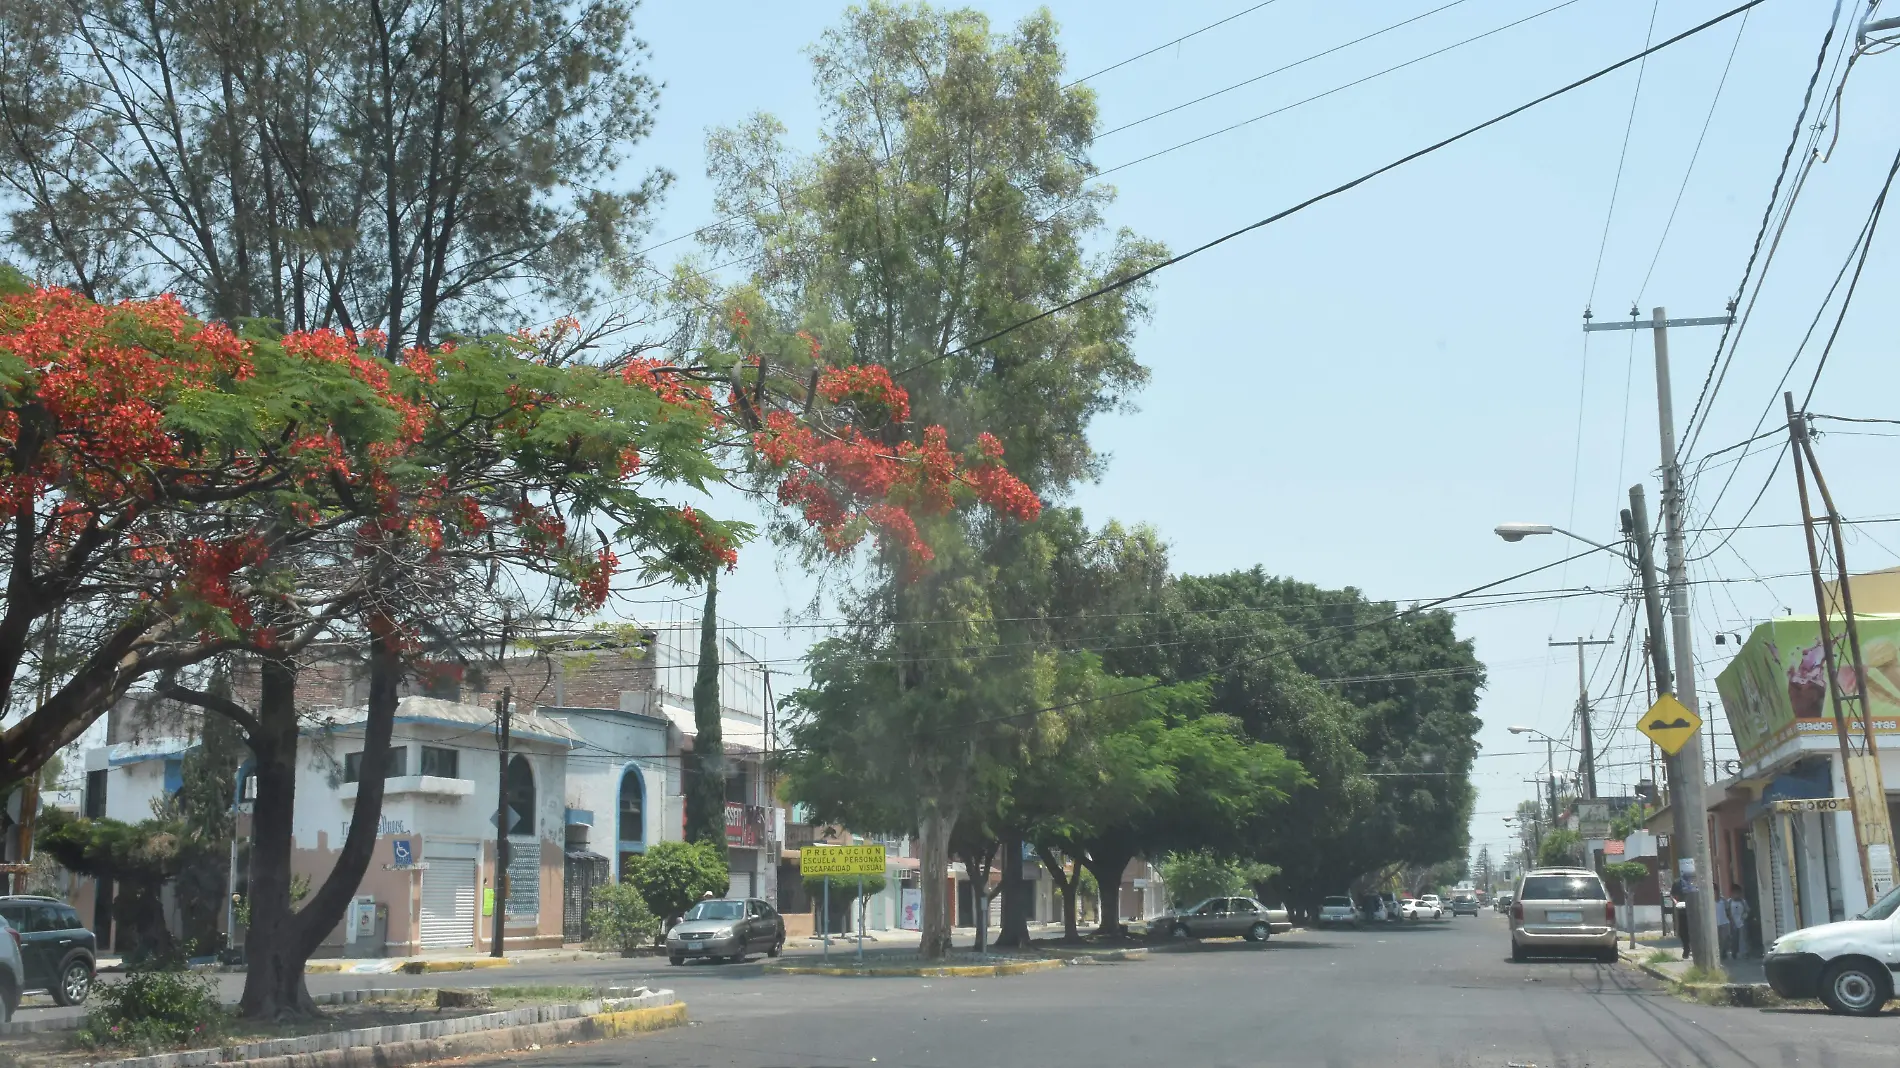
[725,765,749,805]
[618,767,644,854]
[420,746,459,778]
[344,746,408,783]
[504,754,535,836]
[84,769,107,818]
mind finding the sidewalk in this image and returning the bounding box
[303,946,619,974]
[1617,941,1776,1006]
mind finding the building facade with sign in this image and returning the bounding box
[1713,614,1900,948]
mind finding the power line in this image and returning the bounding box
[1678,0,1849,458]
[1063,0,1288,88]
[1092,0,1474,140]
[1584,0,1660,311]
[896,0,1766,376]
[1636,9,1750,301]
[1800,136,1900,407]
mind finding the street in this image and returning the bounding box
[121,913,1890,1068]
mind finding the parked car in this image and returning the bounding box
[1168,897,1286,942]
[665,897,785,965]
[0,896,95,1006]
[1378,891,1404,923]
[1403,896,1442,920]
[1763,882,1900,1015]
[1317,896,1361,928]
[1508,868,1617,963]
[0,915,22,1023]
[1450,893,1481,917]
[1357,895,1388,923]
[1494,892,1516,913]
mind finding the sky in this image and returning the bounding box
[603,0,1900,873]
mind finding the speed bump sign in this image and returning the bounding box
[1638,693,1702,755]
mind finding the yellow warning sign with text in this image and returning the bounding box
[798,845,888,877]
[1638,693,1702,755]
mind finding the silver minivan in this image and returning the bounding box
[1509,867,1617,962]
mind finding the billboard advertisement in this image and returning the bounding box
[1714,615,1900,764]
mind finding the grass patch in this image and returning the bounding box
[1644,950,1674,965]
[1679,964,1728,985]
[483,985,603,1002]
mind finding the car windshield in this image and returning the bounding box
[684,901,744,921]
[1324,896,1353,907]
[1519,876,1606,901]
[1858,883,1900,921]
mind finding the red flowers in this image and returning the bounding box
[750,364,1041,566]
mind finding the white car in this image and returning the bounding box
[1404,895,1444,920]
[1763,883,1900,1015]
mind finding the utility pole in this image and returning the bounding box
[1550,637,1613,799]
[491,687,513,958]
[1785,395,1898,902]
[1591,306,1725,973]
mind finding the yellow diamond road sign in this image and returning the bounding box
[1637,693,1702,755]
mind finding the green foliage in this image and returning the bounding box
[1602,861,1650,901]
[803,872,887,903]
[1610,805,1654,840]
[1158,851,1280,907]
[1538,830,1584,868]
[1098,570,1484,912]
[76,965,225,1052]
[621,841,729,923]
[37,807,196,961]
[587,881,662,955]
[685,577,726,846]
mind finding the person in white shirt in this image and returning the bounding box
[1722,884,1749,960]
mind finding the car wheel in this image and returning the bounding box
[669,954,685,966]
[1170,922,1191,939]
[1511,940,1526,963]
[1819,959,1890,1016]
[1598,947,1619,964]
[53,955,93,1006]
[767,937,783,958]
[1245,922,1269,943]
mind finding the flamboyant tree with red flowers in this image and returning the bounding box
[0,266,1042,1012]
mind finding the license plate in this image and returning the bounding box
[1546,910,1582,923]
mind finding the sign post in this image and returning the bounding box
[799,845,886,966]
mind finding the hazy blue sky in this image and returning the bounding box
[612,0,1900,868]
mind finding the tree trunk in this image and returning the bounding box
[1082,849,1132,940]
[995,832,1029,948]
[918,801,954,959]
[1035,844,1080,942]
[685,576,726,847]
[239,625,400,1018]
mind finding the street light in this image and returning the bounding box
[1493,522,1628,558]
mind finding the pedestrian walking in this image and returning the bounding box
[1723,884,1749,960]
[1716,889,1732,960]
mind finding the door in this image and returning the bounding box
[744,900,767,949]
[1,904,56,987]
[1207,898,1238,937]
[420,859,477,949]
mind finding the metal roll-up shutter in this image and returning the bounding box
[420,858,477,948]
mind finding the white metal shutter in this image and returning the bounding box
[420,859,477,948]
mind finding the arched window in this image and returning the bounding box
[504,754,535,837]
[617,767,644,854]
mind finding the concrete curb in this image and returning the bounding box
[82,990,681,1068]
[302,956,515,975]
[764,957,1067,978]
[1036,946,1148,963]
[1616,949,1781,1007]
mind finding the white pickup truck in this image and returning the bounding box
[1763,884,1900,1015]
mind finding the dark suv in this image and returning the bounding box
[0,896,97,1005]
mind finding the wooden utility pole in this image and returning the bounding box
[1785,394,1897,902]
[491,687,513,958]
[1550,637,1613,799]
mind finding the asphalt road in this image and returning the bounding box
[17,914,1899,1065]
[463,912,1895,1068]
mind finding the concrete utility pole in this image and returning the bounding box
[1550,637,1614,799]
[1590,306,1725,973]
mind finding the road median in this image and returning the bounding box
[765,956,1067,978]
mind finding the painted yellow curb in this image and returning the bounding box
[401,957,515,973]
[766,958,1065,978]
[590,1001,689,1037]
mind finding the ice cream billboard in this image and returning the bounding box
[1714,615,1900,764]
